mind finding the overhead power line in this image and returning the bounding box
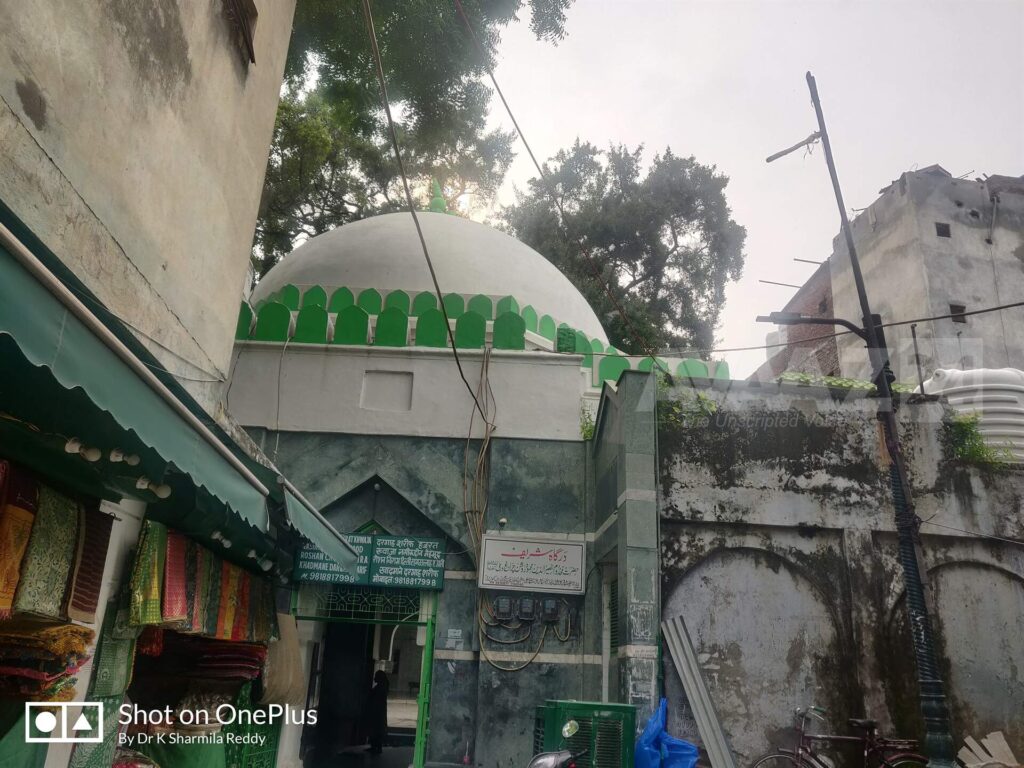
[360,0,490,425]
[452,0,671,377]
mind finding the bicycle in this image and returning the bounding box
[751,705,928,768]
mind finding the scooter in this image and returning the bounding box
[527,719,590,768]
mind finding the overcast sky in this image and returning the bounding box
[482,0,1024,377]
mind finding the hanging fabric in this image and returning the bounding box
[161,530,189,623]
[13,484,79,620]
[0,460,37,618]
[129,519,167,626]
[66,504,114,623]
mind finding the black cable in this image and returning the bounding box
[452,0,672,379]
[360,0,491,425]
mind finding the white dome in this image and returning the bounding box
[251,213,607,343]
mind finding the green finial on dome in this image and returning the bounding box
[428,178,448,213]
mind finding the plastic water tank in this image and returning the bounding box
[921,368,1024,462]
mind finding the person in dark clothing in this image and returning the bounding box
[366,670,389,754]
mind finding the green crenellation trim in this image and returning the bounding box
[279,284,300,310]
[412,292,437,316]
[235,302,254,340]
[329,287,354,312]
[520,305,538,333]
[333,305,369,345]
[496,296,519,316]
[302,285,327,309]
[538,315,557,341]
[467,294,493,320]
[442,293,465,319]
[555,325,576,353]
[574,331,592,368]
[234,289,733,383]
[373,307,409,346]
[357,288,383,315]
[253,302,291,341]
[598,353,631,383]
[414,308,449,347]
[493,311,526,350]
[638,356,668,373]
[676,359,709,379]
[384,290,411,314]
[454,311,486,349]
[293,305,329,343]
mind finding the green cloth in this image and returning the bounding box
[284,490,358,573]
[130,520,167,626]
[0,244,268,530]
[0,702,47,768]
[68,694,123,768]
[12,485,79,619]
[138,740,227,768]
[89,590,138,697]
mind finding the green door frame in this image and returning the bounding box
[413,594,437,768]
[292,591,438,768]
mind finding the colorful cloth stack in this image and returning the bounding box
[0,461,39,619]
[128,520,278,645]
[0,621,95,701]
[187,638,267,680]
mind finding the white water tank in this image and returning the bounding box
[921,368,1024,462]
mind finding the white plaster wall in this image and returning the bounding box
[275,620,324,768]
[227,345,588,441]
[0,0,295,417]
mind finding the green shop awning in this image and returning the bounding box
[284,490,359,571]
[0,243,268,530]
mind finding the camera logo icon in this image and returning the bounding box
[25,702,104,743]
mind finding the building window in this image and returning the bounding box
[935,222,951,238]
[950,303,967,323]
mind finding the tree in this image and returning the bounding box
[501,142,747,354]
[253,0,573,279]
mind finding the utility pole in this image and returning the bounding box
[766,72,956,767]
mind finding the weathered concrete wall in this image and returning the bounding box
[229,344,588,441]
[657,379,1024,763]
[247,428,599,767]
[0,0,295,417]
[831,168,1024,382]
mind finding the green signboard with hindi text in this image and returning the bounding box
[296,534,444,591]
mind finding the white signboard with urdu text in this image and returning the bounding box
[478,535,586,594]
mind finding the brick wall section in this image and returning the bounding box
[750,262,840,381]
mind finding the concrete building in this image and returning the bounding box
[0,0,296,421]
[758,166,1024,385]
[752,261,839,381]
[228,210,1024,767]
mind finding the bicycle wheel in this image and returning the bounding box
[751,753,807,768]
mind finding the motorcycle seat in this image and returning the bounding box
[847,718,877,730]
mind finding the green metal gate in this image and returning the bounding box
[292,584,438,768]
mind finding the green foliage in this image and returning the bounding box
[579,403,596,441]
[777,371,917,394]
[502,142,746,354]
[945,413,1010,468]
[253,1,574,279]
[656,374,717,430]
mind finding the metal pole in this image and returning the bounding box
[910,324,926,393]
[805,71,955,767]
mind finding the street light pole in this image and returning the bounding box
[768,72,956,767]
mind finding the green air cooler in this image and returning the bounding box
[533,700,636,768]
